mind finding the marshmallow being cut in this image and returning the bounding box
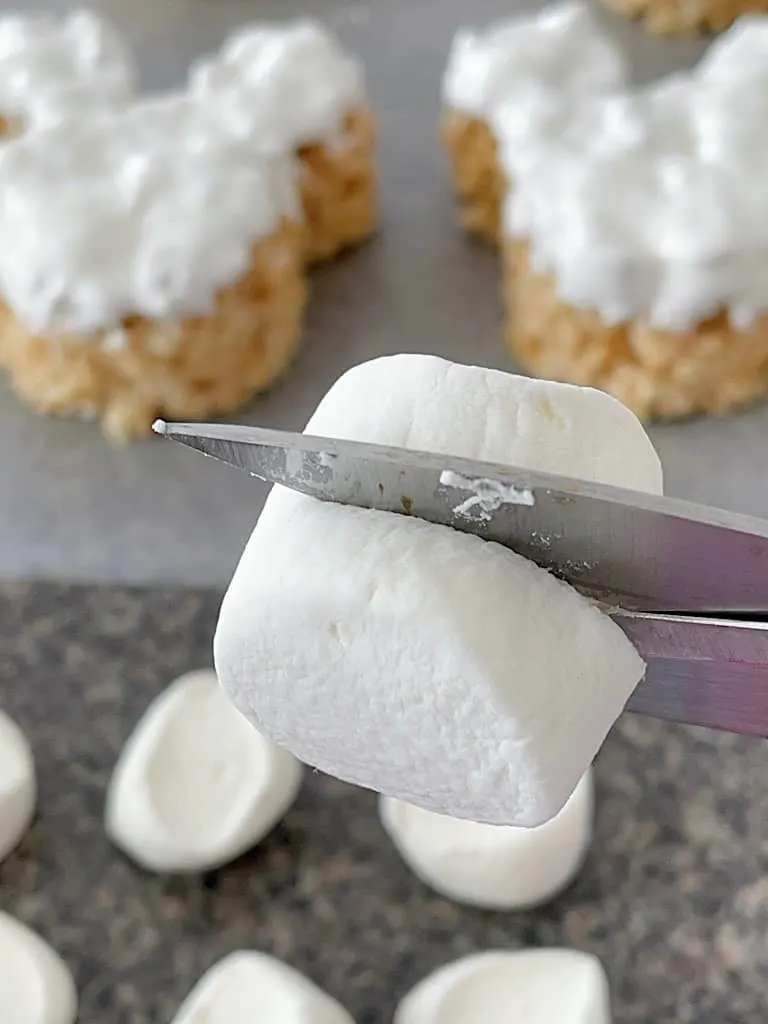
[380,769,593,909]
[170,950,353,1024]
[215,354,663,827]
[394,949,610,1024]
[105,669,303,873]
[0,709,36,863]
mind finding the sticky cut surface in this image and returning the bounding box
[379,769,593,909]
[394,949,610,1024]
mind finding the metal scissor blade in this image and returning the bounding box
[154,420,768,615]
[617,611,768,736]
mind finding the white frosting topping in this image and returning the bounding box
[394,949,610,1024]
[0,912,77,1024]
[380,769,593,909]
[105,669,303,873]
[215,355,661,827]
[500,15,768,331]
[0,10,134,131]
[0,710,36,863]
[188,19,364,151]
[171,951,354,1024]
[0,93,298,335]
[441,1,626,120]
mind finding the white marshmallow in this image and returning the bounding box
[215,355,662,827]
[442,2,626,121]
[0,93,298,335]
[0,10,134,132]
[499,16,768,331]
[0,709,36,863]
[0,912,77,1024]
[379,768,593,909]
[394,949,610,1024]
[170,950,354,1024]
[189,20,365,151]
[105,669,303,873]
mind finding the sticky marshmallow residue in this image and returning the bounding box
[170,950,354,1024]
[0,9,134,131]
[441,1,626,120]
[0,710,35,863]
[215,354,662,827]
[0,92,298,335]
[0,912,77,1024]
[500,14,768,331]
[380,769,593,909]
[439,470,534,523]
[188,19,364,151]
[394,949,611,1024]
[105,669,303,873]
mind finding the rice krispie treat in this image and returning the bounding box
[0,9,133,137]
[500,22,768,420]
[0,95,306,442]
[601,0,768,36]
[189,19,377,263]
[440,2,625,245]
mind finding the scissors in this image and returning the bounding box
[154,419,768,741]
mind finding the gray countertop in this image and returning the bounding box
[1,580,768,1023]
[5,0,764,587]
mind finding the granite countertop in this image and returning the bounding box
[1,580,767,1023]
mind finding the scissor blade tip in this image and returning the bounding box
[152,419,168,436]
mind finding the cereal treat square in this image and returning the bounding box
[0,96,307,441]
[440,2,625,245]
[189,19,378,263]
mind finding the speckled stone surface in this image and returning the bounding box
[1,581,767,1023]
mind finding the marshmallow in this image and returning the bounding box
[442,1,626,121]
[379,768,593,909]
[170,950,354,1024]
[0,912,77,1024]
[215,355,662,826]
[0,709,36,863]
[189,20,365,151]
[394,949,611,1024]
[105,669,303,873]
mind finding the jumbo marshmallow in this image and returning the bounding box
[214,355,662,826]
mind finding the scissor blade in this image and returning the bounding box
[154,420,768,614]
[618,611,768,737]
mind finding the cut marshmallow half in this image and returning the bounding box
[0,709,36,863]
[394,949,610,1024]
[380,768,593,909]
[170,950,354,1024]
[105,669,303,873]
[0,912,77,1024]
[215,355,662,827]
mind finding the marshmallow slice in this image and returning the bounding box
[0,709,36,863]
[380,769,593,909]
[394,949,610,1024]
[215,354,662,827]
[170,950,354,1024]
[0,912,77,1024]
[105,669,303,873]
